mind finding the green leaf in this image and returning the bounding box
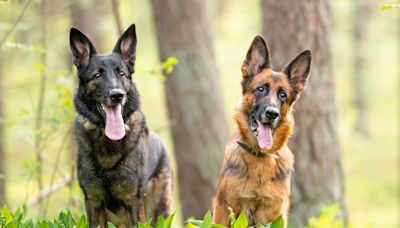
[164,212,175,228]
[1,205,13,225]
[233,213,247,228]
[186,223,197,228]
[155,215,165,228]
[107,221,117,228]
[201,211,212,228]
[34,63,45,74]
[270,216,284,228]
[380,4,400,11]
[138,223,147,228]
[228,207,235,227]
[76,215,87,228]
[187,219,203,227]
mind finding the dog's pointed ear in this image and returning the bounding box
[113,24,137,63]
[282,50,312,95]
[70,28,97,69]
[241,35,272,77]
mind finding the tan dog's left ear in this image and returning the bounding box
[282,50,312,96]
[241,35,272,78]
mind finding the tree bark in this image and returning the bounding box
[261,0,347,226]
[70,1,103,50]
[353,0,372,136]
[35,0,48,217]
[151,0,229,219]
[0,52,6,207]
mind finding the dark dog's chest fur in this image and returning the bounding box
[74,111,149,211]
[75,109,169,214]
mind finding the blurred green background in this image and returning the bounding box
[0,0,398,227]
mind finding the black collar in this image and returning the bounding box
[236,141,265,157]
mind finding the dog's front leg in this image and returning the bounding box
[137,196,146,223]
[85,202,107,228]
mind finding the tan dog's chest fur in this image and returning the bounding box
[213,134,293,226]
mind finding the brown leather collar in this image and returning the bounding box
[236,141,266,157]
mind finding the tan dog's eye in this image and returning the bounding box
[279,91,287,101]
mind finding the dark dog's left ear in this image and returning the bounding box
[282,50,312,95]
[113,24,137,62]
[70,28,97,69]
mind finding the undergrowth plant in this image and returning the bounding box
[0,204,286,228]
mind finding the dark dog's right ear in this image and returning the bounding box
[113,24,137,63]
[241,35,272,77]
[70,28,97,69]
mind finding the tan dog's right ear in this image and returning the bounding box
[282,50,312,95]
[241,35,272,77]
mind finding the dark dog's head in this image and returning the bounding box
[236,35,311,152]
[70,24,139,141]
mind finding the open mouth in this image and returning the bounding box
[251,119,274,150]
[101,103,126,141]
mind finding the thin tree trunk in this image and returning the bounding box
[110,0,123,35]
[151,0,229,219]
[70,1,103,49]
[353,0,372,136]
[261,0,347,226]
[35,0,48,217]
[0,52,6,207]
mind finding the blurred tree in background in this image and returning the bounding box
[261,0,347,226]
[151,0,229,219]
[0,52,5,206]
[353,0,373,137]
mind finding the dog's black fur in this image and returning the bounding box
[70,24,173,228]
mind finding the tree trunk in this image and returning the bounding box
[150,0,229,219]
[0,52,6,206]
[261,0,347,226]
[70,1,103,50]
[35,0,48,217]
[353,0,372,136]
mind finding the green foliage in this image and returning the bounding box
[380,4,400,10]
[0,205,87,228]
[2,42,46,54]
[136,57,179,81]
[305,204,345,228]
[186,210,284,228]
[0,206,177,228]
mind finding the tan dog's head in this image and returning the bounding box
[235,36,312,153]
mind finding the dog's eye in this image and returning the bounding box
[119,71,126,77]
[257,86,265,92]
[279,91,287,101]
[93,73,101,79]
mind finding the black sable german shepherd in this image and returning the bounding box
[70,24,173,228]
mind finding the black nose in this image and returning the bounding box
[109,89,125,102]
[265,107,280,120]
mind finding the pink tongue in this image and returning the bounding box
[257,121,273,150]
[104,104,125,141]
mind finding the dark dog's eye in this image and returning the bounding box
[257,86,265,92]
[93,73,101,79]
[119,71,126,77]
[279,91,287,101]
